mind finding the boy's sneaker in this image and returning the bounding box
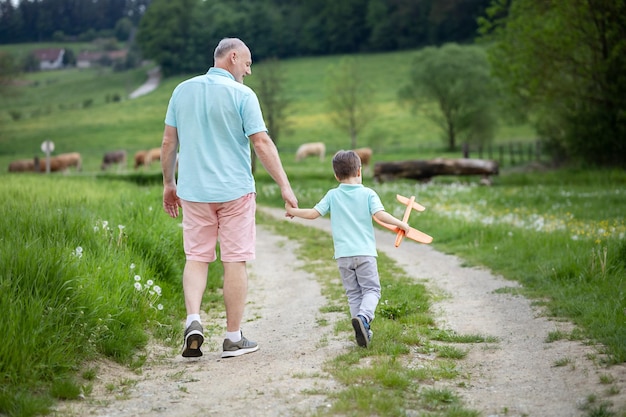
[221,333,259,358]
[352,315,371,348]
[182,320,204,358]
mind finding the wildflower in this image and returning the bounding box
[134,282,142,291]
[134,275,141,281]
[146,279,154,287]
[74,246,83,259]
[157,304,164,311]
[102,220,109,230]
[118,225,125,232]
[153,285,162,296]
[130,263,136,270]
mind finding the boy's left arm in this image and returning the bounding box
[373,210,410,233]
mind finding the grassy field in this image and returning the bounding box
[0,47,624,417]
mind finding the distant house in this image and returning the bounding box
[33,48,65,70]
[76,51,101,68]
[77,49,128,68]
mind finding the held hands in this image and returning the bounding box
[282,187,298,219]
[284,202,296,219]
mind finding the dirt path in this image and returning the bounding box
[57,206,625,417]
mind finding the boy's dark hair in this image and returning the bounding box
[332,150,361,180]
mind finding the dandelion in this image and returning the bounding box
[153,285,162,296]
[102,220,109,230]
[93,226,99,232]
[118,225,125,232]
[130,263,136,270]
[134,275,141,281]
[146,279,154,287]
[157,304,164,311]
[134,282,142,291]
[74,246,83,259]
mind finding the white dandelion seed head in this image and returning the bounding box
[118,225,125,231]
[153,285,162,296]
[146,279,154,287]
[130,263,136,270]
[157,304,164,311]
[134,275,141,281]
[134,282,142,291]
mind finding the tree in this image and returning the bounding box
[255,58,291,145]
[251,58,291,173]
[0,51,19,97]
[399,43,497,151]
[325,57,377,149]
[136,0,204,77]
[479,0,626,167]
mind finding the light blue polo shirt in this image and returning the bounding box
[164,67,267,202]
[314,184,385,258]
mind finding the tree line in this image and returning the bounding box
[0,0,492,68]
[136,0,491,76]
[0,0,150,43]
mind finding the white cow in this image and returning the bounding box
[295,142,326,162]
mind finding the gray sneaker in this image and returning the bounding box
[182,320,204,358]
[221,333,259,358]
[352,316,371,348]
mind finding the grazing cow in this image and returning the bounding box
[101,150,127,171]
[354,147,373,167]
[8,153,81,173]
[145,147,161,166]
[134,150,148,169]
[48,152,82,172]
[8,158,36,172]
[295,142,326,162]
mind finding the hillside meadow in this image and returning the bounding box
[0,47,624,416]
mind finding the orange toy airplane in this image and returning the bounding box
[373,194,433,247]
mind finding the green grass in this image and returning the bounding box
[0,46,624,416]
[259,211,483,416]
[0,48,536,172]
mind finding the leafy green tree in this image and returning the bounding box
[325,57,377,149]
[136,0,205,77]
[0,51,19,98]
[114,17,133,41]
[399,43,497,151]
[250,58,291,173]
[255,58,291,146]
[479,0,626,167]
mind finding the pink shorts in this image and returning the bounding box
[181,193,256,263]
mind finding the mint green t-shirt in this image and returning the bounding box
[314,184,384,258]
[164,67,267,202]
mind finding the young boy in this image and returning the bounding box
[285,150,410,347]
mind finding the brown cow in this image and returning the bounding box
[295,142,325,162]
[145,147,161,166]
[101,150,127,171]
[8,158,36,172]
[134,150,148,169]
[47,152,82,172]
[8,153,81,173]
[354,147,373,167]
[135,148,161,169]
